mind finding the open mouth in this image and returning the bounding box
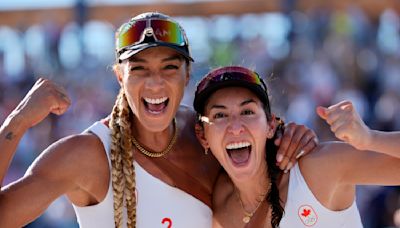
[226,141,252,166]
[143,97,169,115]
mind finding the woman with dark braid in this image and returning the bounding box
[0,13,318,228]
[194,66,400,227]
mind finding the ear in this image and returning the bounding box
[113,64,124,87]
[267,114,277,139]
[195,123,209,149]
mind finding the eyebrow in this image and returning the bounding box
[240,99,256,106]
[210,104,227,110]
[209,98,256,110]
[128,57,145,63]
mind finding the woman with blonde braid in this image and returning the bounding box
[0,13,318,227]
[194,66,400,227]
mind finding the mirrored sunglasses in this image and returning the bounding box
[116,18,187,52]
[196,67,267,95]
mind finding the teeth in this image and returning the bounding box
[144,97,168,104]
[226,142,251,150]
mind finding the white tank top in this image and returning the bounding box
[279,163,363,227]
[72,121,212,228]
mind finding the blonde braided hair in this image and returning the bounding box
[109,88,137,228]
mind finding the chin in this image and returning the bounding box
[145,119,173,132]
[228,166,258,182]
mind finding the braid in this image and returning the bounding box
[110,89,137,228]
[119,92,137,228]
[265,118,285,227]
[110,89,125,228]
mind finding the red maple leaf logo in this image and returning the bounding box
[301,209,311,217]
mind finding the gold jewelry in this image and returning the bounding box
[267,131,274,139]
[235,186,267,224]
[131,118,178,158]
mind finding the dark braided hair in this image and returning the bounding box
[260,91,285,227]
[265,116,285,227]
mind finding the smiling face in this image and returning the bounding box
[200,87,274,181]
[115,46,189,132]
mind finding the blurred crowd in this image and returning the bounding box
[1,3,400,228]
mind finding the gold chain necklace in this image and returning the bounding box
[131,118,178,158]
[235,186,267,224]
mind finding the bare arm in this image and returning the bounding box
[315,100,400,185]
[0,78,75,227]
[309,142,400,186]
[0,115,29,186]
[297,100,400,211]
[362,130,400,158]
[317,100,400,159]
[1,78,70,186]
[0,133,106,227]
[1,136,81,226]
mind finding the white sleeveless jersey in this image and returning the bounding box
[280,163,363,227]
[72,121,212,228]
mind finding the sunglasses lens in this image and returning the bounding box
[117,20,146,50]
[197,70,262,95]
[117,19,185,51]
[150,19,185,45]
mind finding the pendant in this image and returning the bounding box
[243,216,251,223]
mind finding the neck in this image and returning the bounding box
[131,117,175,152]
[233,162,270,211]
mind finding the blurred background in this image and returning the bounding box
[1,0,400,227]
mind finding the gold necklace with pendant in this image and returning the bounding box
[235,186,267,224]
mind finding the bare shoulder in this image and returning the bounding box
[28,132,108,182]
[299,141,357,187]
[298,142,348,183]
[301,141,358,164]
[297,143,338,185]
[298,141,361,210]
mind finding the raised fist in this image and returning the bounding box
[316,100,371,150]
[13,78,71,128]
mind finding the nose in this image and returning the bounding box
[227,116,245,135]
[145,71,164,91]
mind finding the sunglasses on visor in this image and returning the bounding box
[196,67,268,95]
[116,19,187,52]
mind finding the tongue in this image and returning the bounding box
[147,103,166,112]
[229,148,250,164]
